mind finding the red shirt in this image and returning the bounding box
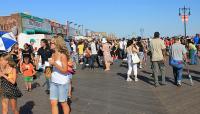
[165,40,170,47]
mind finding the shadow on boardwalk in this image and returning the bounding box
[19,101,35,114]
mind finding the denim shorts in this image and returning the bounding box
[50,82,69,102]
[138,52,144,60]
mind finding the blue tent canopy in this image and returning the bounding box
[0,31,8,37]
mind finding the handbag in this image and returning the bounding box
[131,53,140,64]
[44,66,52,78]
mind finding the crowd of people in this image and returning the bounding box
[0,31,200,114]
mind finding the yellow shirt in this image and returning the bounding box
[78,44,84,55]
[7,72,14,79]
[189,43,197,50]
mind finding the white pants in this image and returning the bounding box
[127,54,138,76]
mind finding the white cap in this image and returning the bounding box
[45,61,50,67]
[102,38,107,43]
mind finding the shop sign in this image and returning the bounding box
[21,13,51,33]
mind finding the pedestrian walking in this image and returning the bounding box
[70,40,78,69]
[89,39,98,69]
[169,37,188,86]
[126,39,139,82]
[102,38,113,71]
[137,38,145,69]
[48,36,70,114]
[150,32,166,87]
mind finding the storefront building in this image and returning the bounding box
[0,13,22,32]
[0,13,67,36]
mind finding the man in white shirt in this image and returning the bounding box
[71,40,78,69]
[123,39,127,60]
[119,39,124,59]
[90,39,98,69]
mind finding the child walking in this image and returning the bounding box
[20,56,36,92]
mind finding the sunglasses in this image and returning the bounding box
[50,42,55,45]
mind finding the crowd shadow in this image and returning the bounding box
[32,82,41,90]
[183,69,200,75]
[141,70,152,75]
[117,73,155,86]
[19,101,35,114]
[118,70,178,86]
[120,64,128,68]
[165,77,176,85]
[183,69,200,82]
[117,73,127,80]
[190,75,200,82]
[141,70,178,85]
[137,75,155,86]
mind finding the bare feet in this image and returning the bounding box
[104,69,110,71]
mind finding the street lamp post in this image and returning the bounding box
[74,23,77,36]
[66,21,73,38]
[179,6,191,38]
[78,25,81,36]
[81,25,84,36]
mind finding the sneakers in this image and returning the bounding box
[177,82,182,87]
[126,78,132,82]
[135,78,139,82]
[155,83,160,87]
[177,81,182,87]
[177,83,182,87]
[126,76,139,82]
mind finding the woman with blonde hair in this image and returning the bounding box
[0,54,22,114]
[48,36,70,114]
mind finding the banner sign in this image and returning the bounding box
[21,13,51,33]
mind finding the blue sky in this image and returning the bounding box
[0,0,199,37]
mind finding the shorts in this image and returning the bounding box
[50,82,69,102]
[24,77,33,82]
[138,52,144,61]
[68,74,72,80]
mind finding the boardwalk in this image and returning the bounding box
[71,60,200,114]
[0,59,200,114]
